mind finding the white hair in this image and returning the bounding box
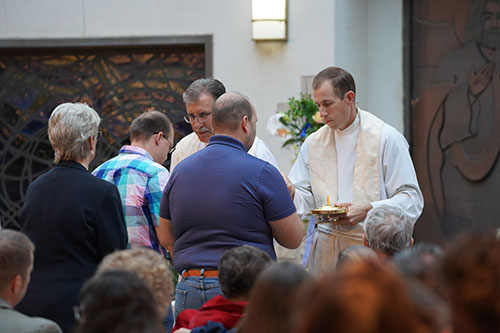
[363,205,413,256]
[48,103,101,164]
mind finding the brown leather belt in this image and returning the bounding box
[182,269,218,278]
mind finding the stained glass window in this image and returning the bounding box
[0,46,205,229]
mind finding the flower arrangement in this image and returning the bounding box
[267,94,324,156]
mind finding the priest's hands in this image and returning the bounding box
[333,202,373,226]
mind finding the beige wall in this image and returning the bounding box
[0,0,403,172]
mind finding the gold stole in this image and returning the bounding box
[308,110,384,230]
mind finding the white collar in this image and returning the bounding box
[336,109,359,136]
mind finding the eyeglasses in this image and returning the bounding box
[183,112,212,124]
[167,140,176,154]
[153,132,176,154]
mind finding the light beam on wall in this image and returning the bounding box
[252,0,288,41]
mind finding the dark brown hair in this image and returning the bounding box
[312,66,356,100]
[218,245,272,300]
[130,110,173,143]
[76,270,163,333]
[237,261,309,333]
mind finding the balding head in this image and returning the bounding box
[213,92,253,130]
[213,92,257,151]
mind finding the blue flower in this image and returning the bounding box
[300,123,312,137]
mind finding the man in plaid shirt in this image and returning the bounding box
[93,111,174,257]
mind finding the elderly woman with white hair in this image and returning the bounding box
[16,102,128,333]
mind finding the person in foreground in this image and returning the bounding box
[0,229,61,333]
[294,260,421,333]
[439,233,500,333]
[236,261,309,333]
[95,248,173,323]
[173,245,272,331]
[170,78,278,171]
[74,270,163,333]
[17,102,128,332]
[160,92,304,318]
[335,244,377,269]
[288,66,423,273]
[175,261,309,333]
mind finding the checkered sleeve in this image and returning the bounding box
[145,168,170,227]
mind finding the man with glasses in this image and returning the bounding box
[93,110,174,258]
[160,92,303,319]
[170,78,278,171]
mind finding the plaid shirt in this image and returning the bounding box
[93,145,170,256]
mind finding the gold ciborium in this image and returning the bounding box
[310,196,347,223]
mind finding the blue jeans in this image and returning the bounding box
[174,275,221,319]
[163,306,174,332]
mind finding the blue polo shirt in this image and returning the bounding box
[159,135,296,272]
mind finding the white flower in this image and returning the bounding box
[267,113,289,138]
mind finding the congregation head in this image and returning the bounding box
[48,102,101,164]
[438,233,500,332]
[96,247,173,317]
[237,261,309,333]
[363,205,413,256]
[393,242,442,289]
[294,259,419,333]
[0,229,34,302]
[336,244,377,269]
[218,245,272,301]
[75,270,163,333]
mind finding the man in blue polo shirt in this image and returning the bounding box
[159,92,304,318]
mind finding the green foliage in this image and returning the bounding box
[279,94,323,150]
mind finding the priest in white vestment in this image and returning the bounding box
[171,78,278,171]
[288,67,423,273]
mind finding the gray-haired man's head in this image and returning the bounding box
[183,78,226,143]
[363,206,413,256]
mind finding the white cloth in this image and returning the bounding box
[288,112,423,225]
[171,133,279,171]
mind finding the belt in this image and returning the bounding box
[182,269,218,278]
